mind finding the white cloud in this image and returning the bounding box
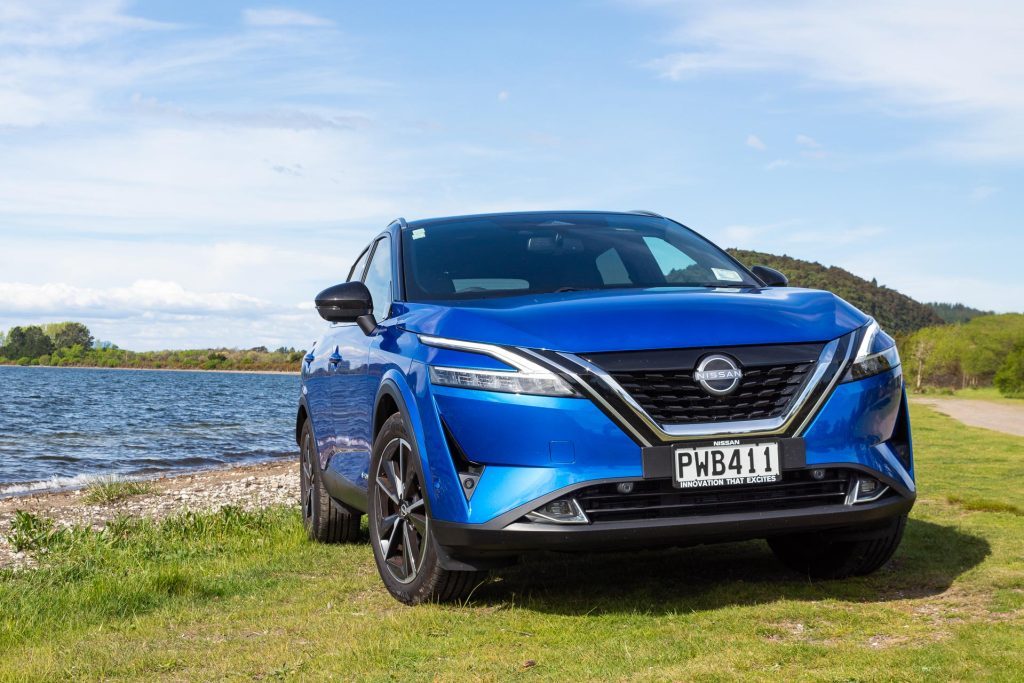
[0,280,269,317]
[745,133,766,151]
[497,90,510,102]
[720,224,763,243]
[645,0,1024,159]
[242,8,333,28]
[764,159,790,171]
[837,253,1024,314]
[715,220,798,244]
[0,280,330,351]
[787,225,885,246]
[0,0,172,49]
[0,1,170,127]
[969,185,1000,202]
[0,126,399,226]
[712,221,883,250]
[795,134,820,148]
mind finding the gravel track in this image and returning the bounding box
[915,398,1024,437]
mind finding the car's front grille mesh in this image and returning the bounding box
[568,470,851,523]
[610,361,815,424]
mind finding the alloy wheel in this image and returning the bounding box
[373,437,428,584]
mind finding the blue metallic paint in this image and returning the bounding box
[395,286,869,352]
[417,366,910,524]
[299,213,913,538]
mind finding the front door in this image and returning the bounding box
[325,234,394,487]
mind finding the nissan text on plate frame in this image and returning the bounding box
[295,211,914,605]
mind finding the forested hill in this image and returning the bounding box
[927,302,994,324]
[727,249,944,334]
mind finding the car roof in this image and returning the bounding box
[404,210,666,229]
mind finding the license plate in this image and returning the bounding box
[673,441,780,488]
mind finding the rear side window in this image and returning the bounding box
[363,236,393,318]
[642,236,706,283]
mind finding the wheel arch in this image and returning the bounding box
[373,373,419,444]
[372,369,467,523]
[295,397,311,445]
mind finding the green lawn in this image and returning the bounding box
[2,405,1023,681]
[949,386,1024,405]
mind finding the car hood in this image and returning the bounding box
[395,287,868,353]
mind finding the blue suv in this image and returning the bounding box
[296,211,914,604]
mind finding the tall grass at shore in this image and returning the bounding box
[2,405,1023,680]
[82,478,155,505]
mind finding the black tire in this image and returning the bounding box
[299,419,361,543]
[768,514,908,579]
[367,413,487,605]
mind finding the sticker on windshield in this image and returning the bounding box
[412,228,426,240]
[712,268,743,282]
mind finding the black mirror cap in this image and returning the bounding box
[315,281,373,323]
[751,265,789,287]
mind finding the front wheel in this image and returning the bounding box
[368,413,487,604]
[768,514,908,579]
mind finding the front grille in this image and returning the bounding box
[568,469,851,523]
[582,343,823,425]
[613,362,814,423]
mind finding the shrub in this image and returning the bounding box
[994,346,1024,397]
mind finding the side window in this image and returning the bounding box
[347,247,370,282]
[642,236,706,283]
[363,236,393,318]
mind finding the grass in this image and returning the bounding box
[947,495,1024,516]
[82,477,155,505]
[2,404,1023,681]
[950,386,1024,404]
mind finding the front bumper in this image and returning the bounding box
[426,365,912,523]
[423,363,915,566]
[433,485,915,557]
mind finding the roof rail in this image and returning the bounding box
[628,209,665,218]
[390,217,408,229]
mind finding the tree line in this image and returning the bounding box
[899,314,1024,397]
[0,322,304,372]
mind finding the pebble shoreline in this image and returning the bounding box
[0,459,299,571]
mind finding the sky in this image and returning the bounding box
[1,0,1022,350]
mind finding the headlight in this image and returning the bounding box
[420,335,578,397]
[843,320,900,382]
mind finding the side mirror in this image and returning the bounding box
[315,282,377,333]
[751,265,788,287]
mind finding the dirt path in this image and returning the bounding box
[915,398,1024,437]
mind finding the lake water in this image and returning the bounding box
[0,366,299,496]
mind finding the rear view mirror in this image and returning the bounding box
[751,265,788,287]
[527,235,585,254]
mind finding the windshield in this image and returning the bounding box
[401,212,758,301]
